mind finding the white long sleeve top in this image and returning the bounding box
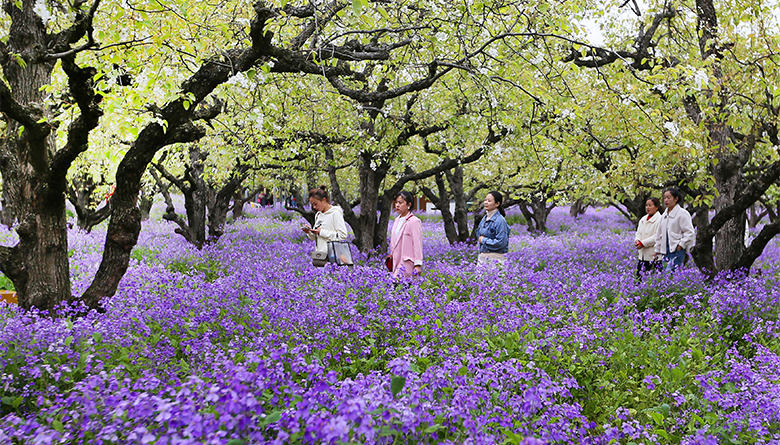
[307,206,348,253]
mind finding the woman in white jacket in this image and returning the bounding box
[634,197,662,278]
[654,188,695,272]
[302,186,348,266]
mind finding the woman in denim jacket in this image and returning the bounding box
[476,191,511,265]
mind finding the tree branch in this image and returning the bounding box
[562,8,676,70]
[46,0,102,60]
[48,55,105,195]
[152,162,188,194]
[698,159,780,240]
[0,82,50,139]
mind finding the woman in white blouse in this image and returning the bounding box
[634,197,662,278]
[301,186,348,266]
[654,188,696,272]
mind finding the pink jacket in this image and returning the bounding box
[390,213,423,277]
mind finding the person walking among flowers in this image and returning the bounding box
[475,191,510,266]
[301,186,348,266]
[388,191,424,278]
[654,188,695,272]
[634,197,662,278]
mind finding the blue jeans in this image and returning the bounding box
[663,250,686,272]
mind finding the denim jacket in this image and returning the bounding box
[476,212,510,254]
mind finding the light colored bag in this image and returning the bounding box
[311,249,328,267]
[328,241,354,266]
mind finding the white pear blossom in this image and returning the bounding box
[692,69,709,90]
[33,0,51,24]
[663,121,680,137]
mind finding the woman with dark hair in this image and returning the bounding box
[654,188,695,272]
[634,197,662,277]
[475,191,511,265]
[388,191,423,277]
[302,186,348,266]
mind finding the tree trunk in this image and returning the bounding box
[360,154,384,253]
[67,174,111,232]
[421,173,460,245]
[710,141,748,271]
[529,195,554,233]
[232,187,245,220]
[470,212,485,241]
[447,166,472,243]
[0,194,15,228]
[180,147,209,246]
[610,193,651,226]
[139,190,154,221]
[185,186,209,247]
[0,0,70,310]
[746,204,765,229]
[570,198,588,218]
[13,197,71,311]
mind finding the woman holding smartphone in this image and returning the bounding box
[301,186,348,266]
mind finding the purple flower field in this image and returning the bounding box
[1,206,779,444]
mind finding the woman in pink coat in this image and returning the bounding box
[389,191,423,278]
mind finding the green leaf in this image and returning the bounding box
[390,375,406,398]
[64,336,74,346]
[352,0,363,15]
[423,424,442,433]
[261,411,281,426]
[654,429,669,440]
[648,411,664,426]
[52,419,64,432]
[13,53,26,68]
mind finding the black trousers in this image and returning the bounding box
[636,260,661,278]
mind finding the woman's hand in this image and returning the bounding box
[479,236,484,244]
[634,240,643,249]
[413,265,422,275]
[311,228,321,236]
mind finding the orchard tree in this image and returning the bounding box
[420,164,488,245]
[565,0,780,275]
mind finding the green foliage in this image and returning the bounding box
[270,210,295,222]
[0,274,15,291]
[504,214,527,227]
[165,258,225,283]
[130,246,161,263]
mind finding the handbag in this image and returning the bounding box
[328,241,354,266]
[311,249,328,267]
[385,255,393,272]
